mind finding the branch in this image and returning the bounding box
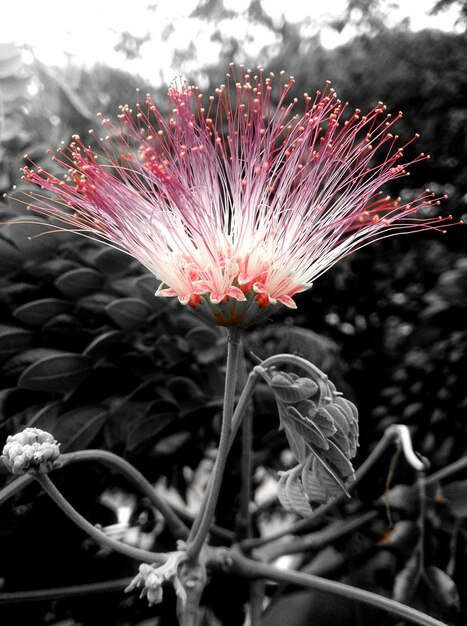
[35,474,167,565]
[227,548,449,626]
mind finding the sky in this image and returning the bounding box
[0,0,463,86]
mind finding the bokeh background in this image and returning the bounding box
[1,1,466,625]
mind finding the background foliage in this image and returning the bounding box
[1,2,467,624]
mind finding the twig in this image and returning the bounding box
[0,578,133,604]
[59,449,189,539]
[35,474,167,565]
[261,510,377,562]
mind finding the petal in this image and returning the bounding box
[276,294,298,308]
[226,286,247,301]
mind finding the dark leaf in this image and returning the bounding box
[55,267,103,298]
[18,353,93,394]
[0,326,34,358]
[393,555,419,604]
[14,298,72,327]
[425,566,460,613]
[92,247,132,277]
[105,298,152,330]
[442,480,467,519]
[83,330,126,358]
[0,236,22,273]
[53,405,109,452]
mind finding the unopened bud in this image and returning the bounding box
[2,428,60,475]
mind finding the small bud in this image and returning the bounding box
[2,428,60,475]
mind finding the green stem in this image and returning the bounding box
[35,474,167,565]
[228,548,449,626]
[187,326,242,559]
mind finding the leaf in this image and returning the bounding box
[425,566,460,613]
[393,555,419,604]
[442,480,467,519]
[92,247,132,277]
[0,327,34,358]
[27,401,63,431]
[126,411,176,453]
[55,267,103,298]
[285,465,313,517]
[18,353,93,394]
[151,432,191,456]
[285,405,329,450]
[277,466,313,517]
[301,454,347,503]
[105,298,152,330]
[2,218,60,261]
[53,405,109,452]
[0,236,22,273]
[83,330,126,358]
[268,371,319,403]
[14,298,72,327]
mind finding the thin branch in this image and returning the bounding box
[59,449,189,539]
[35,474,167,565]
[0,579,132,604]
[261,510,377,562]
[228,548,449,626]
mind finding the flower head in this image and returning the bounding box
[20,65,450,326]
[2,428,60,475]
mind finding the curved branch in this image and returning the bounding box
[59,449,189,539]
[228,548,449,626]
[35,474,167,565]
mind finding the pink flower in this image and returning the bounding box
[21,66,450,326]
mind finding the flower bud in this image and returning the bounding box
[1,428,60,475]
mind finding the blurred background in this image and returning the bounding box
[1,1,467,625]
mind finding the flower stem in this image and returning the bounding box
[35,474,167,565]
[187,326,243,559]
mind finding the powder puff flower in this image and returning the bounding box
[19,65,450,326]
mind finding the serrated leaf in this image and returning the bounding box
[105,298,152,330]
[0,327,34,357]
[14,298,72,327]
[53,405,108,452]
[55,267,103,298]
[18,353,93,394]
